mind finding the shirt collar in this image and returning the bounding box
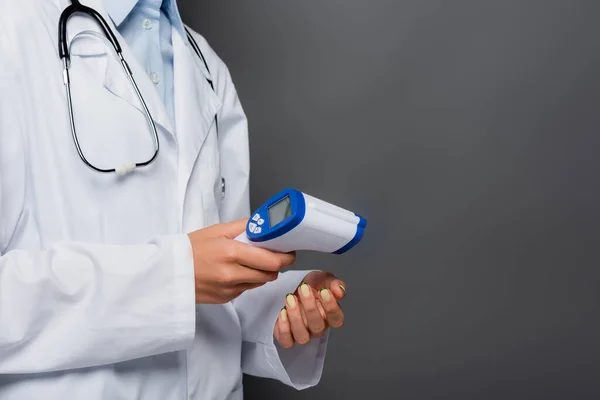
[103,0,186,38]
[103,0,137,27]
[162,0,186,38]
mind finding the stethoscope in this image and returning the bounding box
[58,0,216,176]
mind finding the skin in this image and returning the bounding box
[274,271,346,348]
[187,219,346,344]
[188,219,296,304]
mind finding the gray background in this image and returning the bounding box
[179,1,600,399]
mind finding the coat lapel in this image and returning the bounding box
[64,0,174,136]
[172,29,222,196]
[59,0,222,205]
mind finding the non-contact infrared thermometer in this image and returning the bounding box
[235,188,367,254]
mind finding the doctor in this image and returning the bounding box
[0,0,348,399]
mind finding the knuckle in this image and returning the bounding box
[271,257,284,271]
[287,253,297,265]
[217,268,235,284]
[224,287,243,301]
[330,316,345,329]
[224,242,238,261]
[283,254,296,268]
[215,273,227,285]
[217,292,230,303]
[311,328,326,338]
[296,336,310,345]
[278,323,290,334]
[309,323,326,336]
[323,300,338,312]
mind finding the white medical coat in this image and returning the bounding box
[0,0,328,398]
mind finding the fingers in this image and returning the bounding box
[301,271,345,300]
[329,278,347,300]
[319,288,344,328]
[231,241,296,272]
[229,265,279,285]
[218,219,249,239]
[316,298,327,320]
[311,274,347,301]
[297,283,327,337]
[217,220,297,272]
[275,308,294,349]
[234,281,267,291]
[285,294,311,345]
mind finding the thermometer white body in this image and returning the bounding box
[234,188,367,254]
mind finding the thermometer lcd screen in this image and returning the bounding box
[268,196,292,227]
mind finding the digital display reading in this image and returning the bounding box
[268,196,292,227]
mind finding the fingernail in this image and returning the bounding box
[300,283,311,298]
[320,288,331,302]
[339,285,346,295]
[286,294,296,308]
[280,308,288,322]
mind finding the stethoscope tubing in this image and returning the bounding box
[58,0,214,175]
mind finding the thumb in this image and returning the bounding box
[216,218,248,239]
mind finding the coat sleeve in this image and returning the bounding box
[188,30,329,389]
[0,238,196,374]
[0,40,196,374]
[232,272,329,390]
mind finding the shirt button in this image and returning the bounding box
[150,72,159,84]
[142,19,153,30]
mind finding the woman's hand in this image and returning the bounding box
[188,220,296,304]
[274,271,346,348]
